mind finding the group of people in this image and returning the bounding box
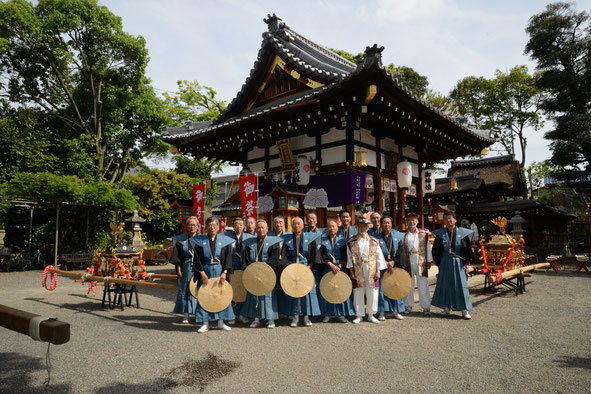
[170,209,474,333]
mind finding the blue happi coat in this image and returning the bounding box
[377,231,405,313]
[278,232,322,316]
[172,234,197,315]
[226,231,254,316]
[190,233,236,322]
[431,227,474,311]
[316,234,355,317]
[337,225,357,240]
[242,235,284,320]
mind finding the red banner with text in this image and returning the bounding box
[219,217,227,233]
[192,183,206,235]
[239,174,257,220]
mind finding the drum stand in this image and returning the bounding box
[484,272,526,296]
[101,282,140,310]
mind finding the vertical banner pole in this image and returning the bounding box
[255,172,259,220]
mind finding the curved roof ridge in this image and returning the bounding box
[281,24,357,69]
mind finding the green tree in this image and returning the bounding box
[123,169,193,242]
[525,160,552,198]
[449,66,545,167]
[162,79,225,190]
[386,63,429,98]
[525,2,591,181]
[0,101,56,182]
[331,49,430,98]
[162,80,226,126]
[0,0,168,183]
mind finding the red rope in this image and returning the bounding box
[85,268,98,294]
[42,265,60,291]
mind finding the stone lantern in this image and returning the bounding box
[508,210,527,237]
[126,210,146,250]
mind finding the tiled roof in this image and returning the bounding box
[160,15,495,147]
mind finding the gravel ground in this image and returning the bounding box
[1,264,590,393]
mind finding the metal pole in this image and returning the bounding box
[54,203,59,265]
[28,205,34,257]
[255,172,259,220]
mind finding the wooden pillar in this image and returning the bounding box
[397,186,405,231]
[344,203,356,224]
[317,207,327,228]
[417,169,425,228]
[374,172,383,215]
[388,193,396,224]
[298,200,305,220]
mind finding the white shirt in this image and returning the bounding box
[346,234,387,270]
[405,230,433,264]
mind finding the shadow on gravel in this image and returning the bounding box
[555,354,591,370]
[111,314,197,332]
[0,352,72,393]
[23,297,192,332]
[94,353,240,393]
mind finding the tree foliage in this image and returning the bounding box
[162,80,226,126]
[162,79,225,191]
[123,169,193,241]
[525,160,552,197]
[449,66,545,167]
[525,2,591,181]
[1,172,137,211]
[0,0,168,183]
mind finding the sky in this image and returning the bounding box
[99,0,591,174]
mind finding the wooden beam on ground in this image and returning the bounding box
[0,304,70,345]
[487,263,551,284]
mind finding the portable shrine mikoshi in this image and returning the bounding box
[476,217,553,295]
[280,263,315,298]
[41,246,178,311]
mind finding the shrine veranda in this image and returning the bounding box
[1,263,589,392]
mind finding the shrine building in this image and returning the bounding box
[161,14,494,229]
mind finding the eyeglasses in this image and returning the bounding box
[186,223,198,227]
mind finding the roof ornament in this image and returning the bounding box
[357,44,384,70]
[264,13,285,35]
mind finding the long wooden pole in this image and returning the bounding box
[487,263,551,283]
[0,304,70,345]
[46,269,178,290]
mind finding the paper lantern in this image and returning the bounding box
[396,161,412,188]
[295,156,311,185]
[422,169,436,194]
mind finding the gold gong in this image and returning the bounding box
[280,263,315,298]
[230,270,247,302]
[382,267,412,300]
[319,271,353,304]
[242,262,276,296]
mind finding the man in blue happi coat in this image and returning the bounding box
[279,217,322,327]
[376,215,405,321]
[190,217,236,333]
[368,212,382,236]
[431,211,474,320]
[268,216,285,237]
[303,212,324,235]
[242,219,284,328]
[316,220,355,323]
[171,216,198,324]
[226,217,254,324]
[337,208,357,239]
